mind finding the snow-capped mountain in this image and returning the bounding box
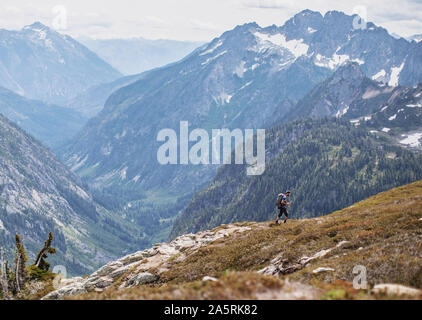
[290,62,422,150]
[61,10,422,202]
[0,22,122,104]
[408,34,422,43]
[364,84,422,150]
[249,9,421,86]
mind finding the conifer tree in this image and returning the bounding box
[34,232,56,271]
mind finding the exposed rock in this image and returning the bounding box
[202,276,218,282]
[84,276,114,290]
[313,267,335,274]
[372,284,422,297]
[125,273,158,287]
[91,261,124,278]
[259,241,350,276]
[43,224,252,299]
[42,281,87,300]
[255,280,321,300]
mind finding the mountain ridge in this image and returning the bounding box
[59,9,422,247]
[0,86,87,148]
[41,180,422,300]
[63,9,422,193]
[0,113,143,275]
[79,37,204,75]
[0,22,122,104]
[170,118,422,238]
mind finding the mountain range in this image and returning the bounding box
[290,62,422,150]
[0,22,121,104]
[171,62,422,236]
[0,86,87,148]
[79,37,204,75]
[1,9,422,277]
[63,73,147,118]
[56,9,422,247]
[60,9,422,206]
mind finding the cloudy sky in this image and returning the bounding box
[0,0,421,41]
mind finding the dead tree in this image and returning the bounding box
[14,234,28,293]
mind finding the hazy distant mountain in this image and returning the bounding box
[0,86,87,148]
[408,34,422,43]
[65,73,148,118]
[63,10,422,198]
[0,114,144,275]
[0,22,122,104]
[79,37,204,75]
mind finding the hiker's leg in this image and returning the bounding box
[276,209,282,224]
[283,209,288,223]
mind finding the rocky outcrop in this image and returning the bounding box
[372,284,422,298]
[43,225,251,300]
[258,241,350,276]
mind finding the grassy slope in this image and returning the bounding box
[74,180,422,300]
[171,119,422,238]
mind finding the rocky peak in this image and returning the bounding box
[23,21,50,31]
[329,61,366,84]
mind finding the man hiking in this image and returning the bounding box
[276,190,291,224]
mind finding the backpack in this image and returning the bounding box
[276,193,284,209]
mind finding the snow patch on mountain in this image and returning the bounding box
[314,53,358,70]
[199,40,223,56]
[399,132,422,148]
[253,32,309,58]
[120,167,128,180]
[335,106,349,118]
[388,62,405,87]
[71,155,88,172]
[234,61,247,78]
[406,103,422,108]
[201,51,227,66]
[239,81,253,90]
[372,69,387,81]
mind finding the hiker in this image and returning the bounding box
[276,190,291,224]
